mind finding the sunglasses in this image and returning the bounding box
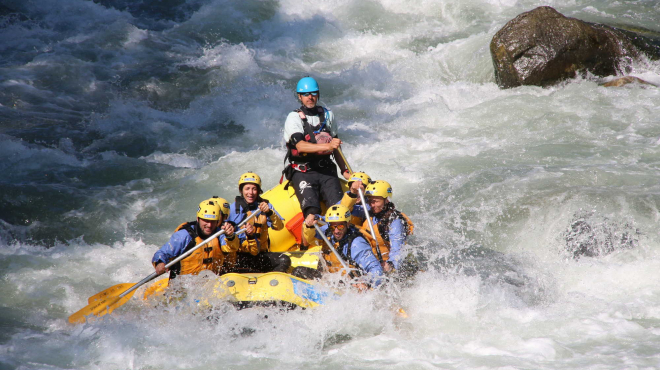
[328,223,346,231]
[300,92,319,97]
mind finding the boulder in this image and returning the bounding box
[601,76,654,87]
[490,6,660,88]
[562,211,638,260]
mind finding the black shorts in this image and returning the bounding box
[290,167,343,217]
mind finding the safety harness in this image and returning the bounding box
[281,106,333,183]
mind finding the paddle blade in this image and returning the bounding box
[68,289,137,324]
[142,278,169,300]
[88,283,136,304]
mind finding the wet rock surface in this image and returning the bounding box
[490,6,660,88]
[562,211,639,259]
[601,76,656,87]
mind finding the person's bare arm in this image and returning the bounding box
[295,138,341,154]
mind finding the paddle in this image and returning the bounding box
[357,187,384,263]
[88,283,135,304]
[313,223,357,278]
[336,145,354,175]
[69,210,261,324]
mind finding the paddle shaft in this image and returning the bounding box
[87,226,251,304]
[314,223,356,278]
[337,146,353,175]
[358,188,384,263]
[119,210,262,298]
[336,146,384,262]
[338,146,384,263]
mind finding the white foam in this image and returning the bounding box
[142,151,204,168]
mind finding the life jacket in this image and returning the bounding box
[360,203,414,263]
[322,226,364,275]
[168,221,228,280]
[233,196,272,253]
[284,106,334,171]
[350,204,366,227]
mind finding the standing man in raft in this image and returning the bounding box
[282,76,351,226]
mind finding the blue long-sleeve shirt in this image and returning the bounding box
[152,225,232,265]
[368,215,406,269]
[314,224,383,285]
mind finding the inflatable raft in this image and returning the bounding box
[143,246,335,309]
[261,180,318,252]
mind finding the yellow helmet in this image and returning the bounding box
[348,171,371,185]
[325,205,352,223]
[238,172,262,193]
[197,198,225,221]
[209,196,230,216]
[365,180,392,198]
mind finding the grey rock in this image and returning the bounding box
[562,211,638,259]
[490,6,660,88]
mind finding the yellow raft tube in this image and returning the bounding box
[143,246,331,308]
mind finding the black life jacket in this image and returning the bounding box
[285,106,333,165]
[373,202,412,243]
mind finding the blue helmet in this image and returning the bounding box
[296,77,319,93]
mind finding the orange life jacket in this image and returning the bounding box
[350,209,366,227]
[360,210,414,262]
[225,207,282,271]
[237,210,270,253]
[322,228,362,275]
[233,197,284,254]
[168,221,229,279]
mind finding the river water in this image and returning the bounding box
[2,0,660,369]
